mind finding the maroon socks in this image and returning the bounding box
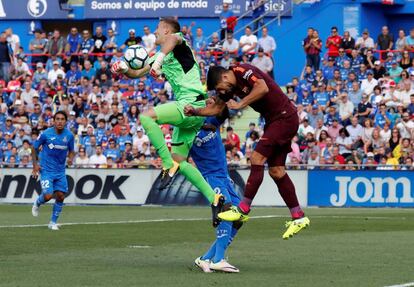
[239,165,264,214]
[273,173,304,219]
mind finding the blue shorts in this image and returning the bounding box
[40,173,68,194]
[205,176,240,206]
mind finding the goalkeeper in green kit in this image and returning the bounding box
[111,18,225,225]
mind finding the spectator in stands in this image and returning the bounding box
[249,0,265,35]
[348,80,362,106]
[81,61,96,83]
[376,26,394,60]
[364,49,377,70]
[258,27,276,57]
[66,27,82,59]
[29,29,47,66]
[400,51,411,70]
[308,105,324,127]
[222,32,239,55]
[80,30,94,55]
[75,146,89,167]
[305,29,322,72]
[0,32,13,83]
[356,29,375,52]
[298,117,315,140]
[92,26,107,55]
[239,26,258,57]
[389,60,403,83]
[336,127,352,158]
[5,28,20,56]
[142,26,156,54]
[45,29,65,58]
[313,83,328,111]
[408,94,414,116]
[396,112,414,139]
[326,26,342,58]
[395,29,407,56]
[251,47,273,76]
[405,28,414,51]
[374,103,391,129]
[258,26,276,77]
[89,145,107,167]
[207,32,222,53]
[48,60,65,83]
[219,2,234,40]
[225,127,240,150]
[120,29,142,50]
[193,27,207,52]
[14,56,31,81]
[361,71,377,96]
[220,51,232,69]
[372,60,386,80]
[340,31,355,56]
[103,28,117,60]
[338,92,354,125]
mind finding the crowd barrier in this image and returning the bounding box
[0,168,412,207]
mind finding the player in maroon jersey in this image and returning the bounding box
[184,64,310,239]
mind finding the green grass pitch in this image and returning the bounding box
[0,205,413,287]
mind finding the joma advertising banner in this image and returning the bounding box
[84,0,292,19]
[308,170,414,207]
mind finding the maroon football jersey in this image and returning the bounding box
[229,64,296,123]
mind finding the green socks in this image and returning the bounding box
[179,161,215,204]
[140,115,173,169]
[140,114,216,204]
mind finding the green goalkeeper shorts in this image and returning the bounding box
[154,100,206,157]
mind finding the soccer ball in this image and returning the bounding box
[123,45,149,70]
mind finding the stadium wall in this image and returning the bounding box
[0,169,413,207]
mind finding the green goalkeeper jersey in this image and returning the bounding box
[149,33,206,103]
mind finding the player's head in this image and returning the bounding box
[155,17,180,44]
[207,66,236,102]
[53,111,67,131]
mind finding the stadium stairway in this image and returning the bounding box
[223,107,260,140]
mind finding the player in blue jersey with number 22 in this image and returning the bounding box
[191,106,244,273]
[31,111,75,231]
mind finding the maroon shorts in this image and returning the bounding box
[255,113,299,167]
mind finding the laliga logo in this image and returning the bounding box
[330,176,413,206]
[27,0,47,18]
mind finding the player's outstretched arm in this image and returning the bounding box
[125,65,150,79]
[111,60,150,79]
[184,97,226,117]
[235,78,269,109]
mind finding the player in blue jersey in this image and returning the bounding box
[191,107,243,273]
[31,111,75,231]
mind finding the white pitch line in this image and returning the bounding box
[0,214,407,229]
[384,282,414,287]
[127,245,152,249]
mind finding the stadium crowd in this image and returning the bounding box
[0,21,413,170]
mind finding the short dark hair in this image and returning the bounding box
[339,127,349,137]
[160,17,180,33]
[53,111,68,121]
[207,66,227,90]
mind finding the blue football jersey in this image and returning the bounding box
[190,117,228,178]
[34,127,74,174]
